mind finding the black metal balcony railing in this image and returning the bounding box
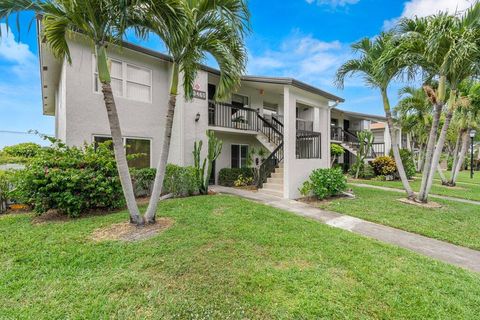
[208,101,259,132]
[296,130,321,159]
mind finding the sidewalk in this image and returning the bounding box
[212,185,480,273]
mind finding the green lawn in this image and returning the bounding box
[319,186,480,250]
[351,175,480,202]
[1,195,480,319]
[416,170,480,185]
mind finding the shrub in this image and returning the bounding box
[389,149,416,179]
[2,143,42,158]
[371,156,397,176]
[218,167,254,187]
[234,174,254,187]
[300,168,347,200]
[163,164,199,197]
[0,170,14,214]
[131,168,156,197]
[349,163,375,179]
[14,142,125,217]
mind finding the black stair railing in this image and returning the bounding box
[257,114,283,146]
[257,142,284,188]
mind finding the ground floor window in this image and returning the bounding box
[231,144,248,168]
[93,135,151,169]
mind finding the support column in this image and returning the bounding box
[283,86,296,199]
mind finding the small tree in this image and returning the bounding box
[247,147,268,185]
[193,131,223,195]
[330,144,345,166]
[353,131,374,179]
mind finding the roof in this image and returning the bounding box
[121,41,345,102]
[331,108,387,122]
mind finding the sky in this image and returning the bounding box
[0,0,475,148]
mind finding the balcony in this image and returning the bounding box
[208,101,259,132]
[273,115,314,132]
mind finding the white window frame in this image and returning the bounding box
[231,143,249,169]
[232,93,250,108]
[92,135,153,168]
[93,55,153,104]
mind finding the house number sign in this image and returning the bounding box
[193,89,207,100]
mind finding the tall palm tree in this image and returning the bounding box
[0,0,184,225]
[336,32,416,199]
[398,3,480,201]
[395,86,432,172]
[142,0,249,224]
[448,80,480,185]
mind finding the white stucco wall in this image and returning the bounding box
[55,60,67,142]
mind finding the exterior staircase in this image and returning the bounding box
[256,132,278,153]
[258,162,284,197]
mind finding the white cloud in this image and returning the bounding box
[384,0,474,30]
[306,0,360,7]
[248,31,350,89]
[0,23,37,77]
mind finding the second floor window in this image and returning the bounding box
[94,57,152,103]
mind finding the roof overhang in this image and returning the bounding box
[37,19,61,116]
[331,108,386,122]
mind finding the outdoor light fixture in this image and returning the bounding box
[195,112,201,122]
[470,129,477,179]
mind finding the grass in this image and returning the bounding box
[351,174,480,202]
[1,195,480,319]
[417,170,480,185]
[319,186,480,250]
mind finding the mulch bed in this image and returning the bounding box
[397,198,442,209]
[91,218,174,242]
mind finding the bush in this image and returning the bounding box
[14,142,125,217]
[234,174,254,187]
[163,164,199,197]
[0,170,14,214]
[300,168,347,200]
[218,168,254,187]
[389,149,416,179]
[371,156,397,176]
[131,168,156,197]
[349,163,375,179]
[2,143,42,158]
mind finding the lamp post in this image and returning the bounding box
[470,129,477,179]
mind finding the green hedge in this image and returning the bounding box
[218,167,254,187]
[300,168,347,200]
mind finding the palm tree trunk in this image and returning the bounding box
[144,63,179,224]
[382,89,415,199]
[450,130,463,178]
[437,164,447,185]
[450,130,469,186]
[422,107,454,201]
[102,83,143,225]
[417,102,442,200]
[417,144,425,172]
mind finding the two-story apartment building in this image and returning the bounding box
[38,27,401,199]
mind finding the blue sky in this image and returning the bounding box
[0,0,473,148]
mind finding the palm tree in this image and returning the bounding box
[336,32,416,199]
[395,86,432,172]
[142,0,249,224]
[448,80,480,185]
[0,0,184,225]
[398,3,480,201]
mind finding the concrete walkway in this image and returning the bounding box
[212,185,480,273]
[351,183,480,206]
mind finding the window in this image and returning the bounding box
[93,135,151,169]
[231,144,248,168]
[94,56,152,103]
[126,138,151,169]
[232,94,249,108]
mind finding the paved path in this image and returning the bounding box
[350,183,480,206]
[213,185,480,273]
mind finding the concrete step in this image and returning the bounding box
[275,167,284,174]
[271,172,283,179]
[267,177,283,184]
[263,182,283,191]
[258,188,283,197]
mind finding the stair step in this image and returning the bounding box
[258,188,283,197]
[271,172,283,179]
[275,167,284,174]
[267,177,283,184]
[263,182,283,191]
